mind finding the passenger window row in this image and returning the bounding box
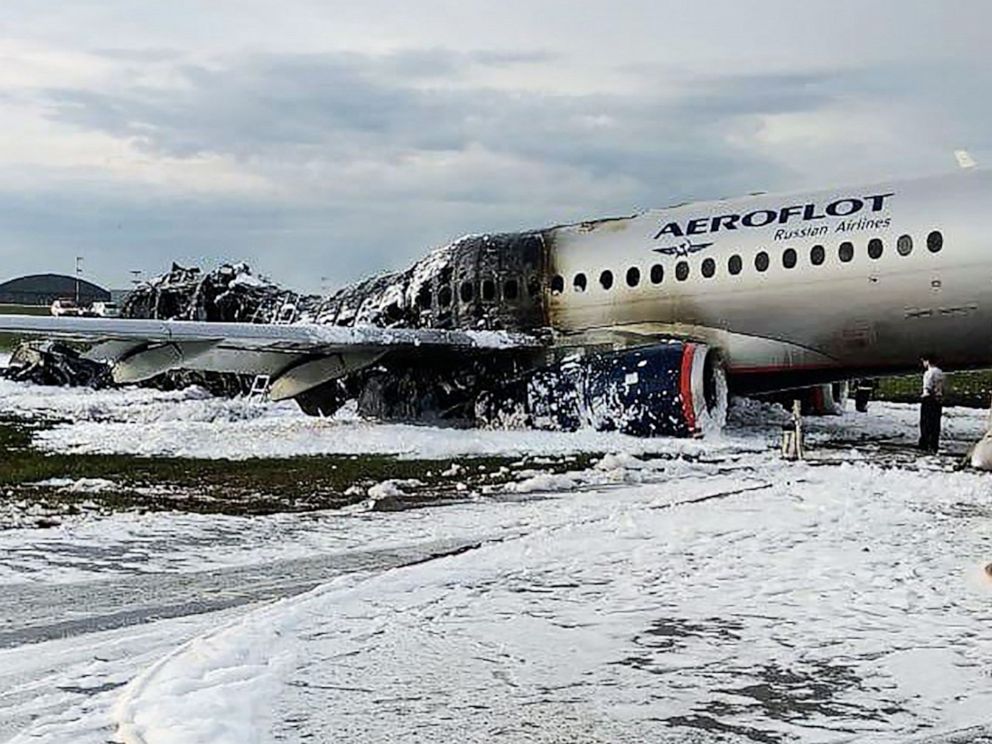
[418,276,525,310]
[551,230,944,293]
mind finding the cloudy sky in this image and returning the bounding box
[0,1,988,291]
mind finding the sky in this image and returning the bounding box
[0,0,989,292]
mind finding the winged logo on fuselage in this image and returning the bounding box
[652,240,713,257]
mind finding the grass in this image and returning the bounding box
[0,304,50,316]
[0,415,598,519]
[875,370,992,408]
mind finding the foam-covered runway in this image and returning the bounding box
[1,372,991,743]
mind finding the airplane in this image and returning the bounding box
[1,165,987,438]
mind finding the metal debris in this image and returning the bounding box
[1,341,113,389]
[122,262,323,325]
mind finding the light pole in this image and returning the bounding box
[74,256,83,305]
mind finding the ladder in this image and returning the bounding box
[247,374,271,401]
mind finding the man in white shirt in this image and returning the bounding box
[919,355,945,453]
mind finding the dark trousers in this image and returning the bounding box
[919,397,942,453]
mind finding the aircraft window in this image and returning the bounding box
[482,279,496,302]
[416,285,432,309]
[551,275,565,295]
[459,281,474,303]
[755,251,770,272]
[675,261,689,281]
[504,278,519,301]
[600,270,614,290]
[573,273,587,292]
[438,285,453,308]
[868,238,883,260]
[928,230,943,253]
[897,235,913,256]
[728,255,742,275]
[701,257,716,278]
[626,266,641,287]
[810,245,825,266]
[528,275,541,298]
[839,241,854,263]
[782,248,797,269]
[650,264,664,284]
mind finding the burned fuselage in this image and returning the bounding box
[265,229,723,436]
[117,236,556,425]
[298,231,557,424]
[311,231,551,333]
[115,226,726,437]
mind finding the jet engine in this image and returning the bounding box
[479,342,727,437]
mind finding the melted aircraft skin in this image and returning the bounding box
[312,231,550,334]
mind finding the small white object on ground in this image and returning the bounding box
[970,431,992,470]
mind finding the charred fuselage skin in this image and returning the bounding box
[306,232,555,422]
[313,231,550,333]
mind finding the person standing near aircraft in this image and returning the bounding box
[919,355,945,453]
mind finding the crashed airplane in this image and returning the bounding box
[0,168,986,437]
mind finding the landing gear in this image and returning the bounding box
[853,379,875,413]
[810,382,849,416]
[294,378,349,417]
[769,382,849,416]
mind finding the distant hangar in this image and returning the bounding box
[0,274,111,306]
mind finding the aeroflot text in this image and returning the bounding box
[653,193,895,240]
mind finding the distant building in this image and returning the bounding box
[109,289,131,305]
[0,274,111,306]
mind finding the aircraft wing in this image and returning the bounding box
[0,314,542,400]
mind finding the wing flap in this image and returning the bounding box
[269,351,386,401]
[111,341,220,383]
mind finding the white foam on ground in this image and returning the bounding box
[31,477,119,493]
[0,606,248,744]
[4,377,992,741]
[4,377,986,463]
[113,574,360,744]
[0,380,281,427]
[35,415,744,460]
[108,462,992,743]
[0,454,734,585]
[0,379,762,460]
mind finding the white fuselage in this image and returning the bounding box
[546,170,992,389]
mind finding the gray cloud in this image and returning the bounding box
[42,51,837,189]
[0,2,989,293]
[1,53,851,289]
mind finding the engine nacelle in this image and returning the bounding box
[480,342,727,437]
